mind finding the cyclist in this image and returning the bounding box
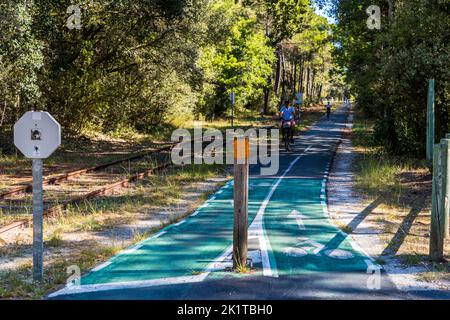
[280,100,296,143]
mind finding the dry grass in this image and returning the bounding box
[0,114,270,188]
[0,244,124,299]
[352,109,449,284]
[295,103,329,133]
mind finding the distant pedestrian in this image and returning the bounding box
[326,101,331,120]
[259,107,265,121]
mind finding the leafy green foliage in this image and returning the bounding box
[0,0,44,125]
[265,0,310,45]
[198,1,275,118]
[333,0,450,156]
[0,0,347,148]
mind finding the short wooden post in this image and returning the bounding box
[442,139,450,239]
[233,136,249,269]
[430,140,450,262]
[426,79,435,166]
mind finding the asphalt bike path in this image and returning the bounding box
[48,103,410,300]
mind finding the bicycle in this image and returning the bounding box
[281,120,293,151]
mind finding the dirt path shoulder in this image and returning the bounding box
[327,109,450,295]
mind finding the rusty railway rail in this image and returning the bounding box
[0,121,276,200]
[0,161,173,237]
[0,123,277,240]
[0,143,175,200]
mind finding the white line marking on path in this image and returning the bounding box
[191,210,199,217]
[47,274,211,298]
[49,146,315,297]
[91,261,112,272]
[174,220,185,227]
[248,145,312,277]
[152,231,166,239]
[49,177,239,298]
[48,242,235,298]
[120,244,144,255]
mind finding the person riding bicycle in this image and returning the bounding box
[326,101,331,120]
[280,100,295,143]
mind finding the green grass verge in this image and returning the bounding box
[0,245,123,299]
[352,110,427,206]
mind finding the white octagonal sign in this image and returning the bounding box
[14,111,61,159]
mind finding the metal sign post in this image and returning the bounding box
[295,92,303,106]
[32,159,44,280]
[14,111,61,281]
[233,136,249,269]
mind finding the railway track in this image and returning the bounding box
[0,143,174,200]
[0,123,276,241]
[0,147,174,239]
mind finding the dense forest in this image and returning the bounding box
[0,0,339,140]
[1,0,449,158]
[320,0,450,157]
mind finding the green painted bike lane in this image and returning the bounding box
[49,104,382,299]
[265,177,371,276]
[259,107,375,277]
[72,178,282,287]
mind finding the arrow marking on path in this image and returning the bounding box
[249,145,312,278]
[288,210,306,230]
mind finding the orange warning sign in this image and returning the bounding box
[234,137,250,160]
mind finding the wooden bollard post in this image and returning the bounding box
[233,136,249,269]
[430,140,450,262]
[441,138,450,239]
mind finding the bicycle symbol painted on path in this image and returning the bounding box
[283,238,355,260]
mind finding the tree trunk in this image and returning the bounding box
[311,71,316,100]
[263,87,270,114]
[263,16,271,115]
[281,48,286,101]
[387,0,395,23]
[15,94,20,123]
[299,56,304,93]
[289,60,297,93]
[293,61,297,93]
[0,101,6,127]
[274,46,282,95]
[306,67,310,99]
